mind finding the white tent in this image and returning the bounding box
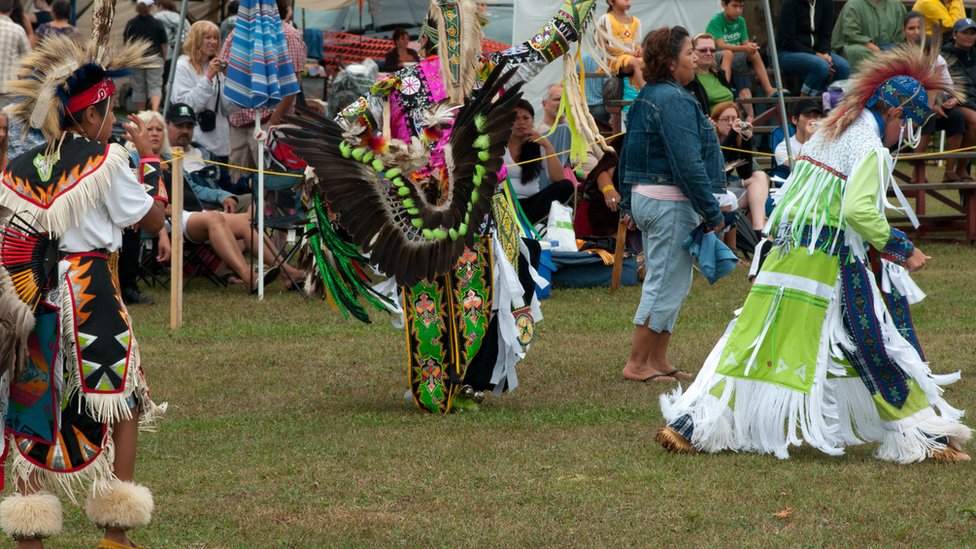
[513,0,721,116]
[295,0,358,10]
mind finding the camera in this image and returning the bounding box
[219,60,228,70]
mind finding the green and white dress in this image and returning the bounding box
[661,111,971,462]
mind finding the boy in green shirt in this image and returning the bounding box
[706,0,781,97]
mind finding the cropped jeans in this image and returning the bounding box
[632,193,700,333]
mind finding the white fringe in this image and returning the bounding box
[827,377,883,445]
[0,143,127,239]
[10,423,116,506]
[660,271,974,461]
[877,408,974,463]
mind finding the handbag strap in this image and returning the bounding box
[213,75,222,112]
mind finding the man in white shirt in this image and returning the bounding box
[774,99,823,167]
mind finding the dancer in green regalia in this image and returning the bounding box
[657,43,971,463]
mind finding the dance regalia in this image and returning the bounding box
[283,0,599,413]
[0,135,166,490]
[0,31,166,543]
[657,47,972,462]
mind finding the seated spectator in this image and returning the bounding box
[581,53,610,125]
[774,99,824,167]
[596,0,644,89]
[33,0,75,45]
[777,0,850,97]
[905,12,971,181]
[707,0,784,99]
[5,112,44,160]
[686,33,738,117]
[831,0,906,72]
[711,101,769,231]
[505,99,575,224]
[583,135,626,237]
[912,0,965,39]
[130,109,305,291]
[165,103,250,212]
[941,17,976,180]
[381,28,419,72]
[538,81,605,182]
[538,83,563,133]
[171,21,232,165]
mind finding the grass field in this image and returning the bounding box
[20,240,976,548]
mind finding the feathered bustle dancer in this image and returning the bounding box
[281,0,601,413]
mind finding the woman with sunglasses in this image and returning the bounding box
[686,33,750,120]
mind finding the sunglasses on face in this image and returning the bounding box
[696,48,716,54]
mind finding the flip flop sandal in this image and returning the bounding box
[664,368,694,380]
[624,373,675,383]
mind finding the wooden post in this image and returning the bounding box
[610,218,627,293]
[170,147,184,330]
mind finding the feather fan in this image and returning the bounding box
[282,62,523,288]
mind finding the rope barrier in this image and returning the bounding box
[159,131,976,176]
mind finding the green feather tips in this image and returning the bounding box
[411,218,423,228]
[432,228,448,240]
[474,114,487,132]
[362,150,374,163]
[471,190,479,202]
[464,212,470,224]
[458,223,467,236]
[474,164,486,177]
[402,198,415,208]
[449,228,458,240]
[472,171,482,186]
[397,186,410,197]
[372,159,385,172]
[407,207,419,215]
[477,150,489,162]
[339,141,352,158]
[422,228,434,239]
[467,202,473,212]
[386,167,402,179]
[473,134,490,150]
[351,147,366,161]
[392,177,405,187]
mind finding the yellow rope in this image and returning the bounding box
[159,132,976,175]
[164,151,304,178]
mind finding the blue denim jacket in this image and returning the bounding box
[619,80,725,228]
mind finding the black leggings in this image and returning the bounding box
[517,180,575,224]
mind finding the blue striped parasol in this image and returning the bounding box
[225,0,300,109]
[225,0,300,298]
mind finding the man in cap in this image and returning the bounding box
[166,102,251,212]
[940,17,976,180]
[774,99,824,167]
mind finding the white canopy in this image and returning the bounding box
[513,0,720,116]
[295,0,357,11]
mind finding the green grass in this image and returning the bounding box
[18,241,976,548]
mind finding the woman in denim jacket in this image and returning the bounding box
[618,26,726,383]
